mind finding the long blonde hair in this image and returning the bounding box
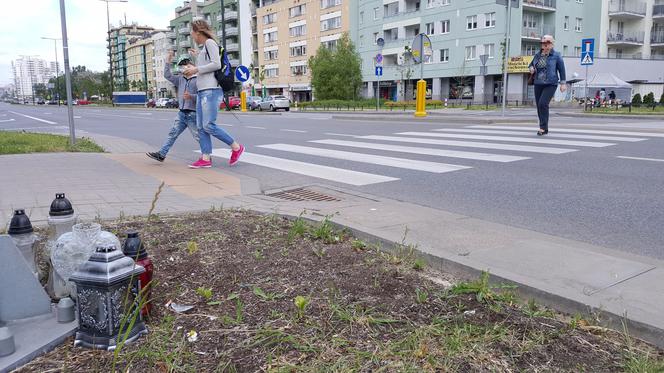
[191,19,217,43]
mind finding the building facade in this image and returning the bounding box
[351,0,602,103]
[11,56,56,101]
[599,0,664,60]
[152,32,176,98]
[126,36,155,96]
[256,0,350,101]
[108,24,156,91]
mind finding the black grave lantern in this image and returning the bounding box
[70,243,147,350]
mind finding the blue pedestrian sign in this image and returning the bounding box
[580,38,594,66]
[375,66,383,77]
[235,65,250,82]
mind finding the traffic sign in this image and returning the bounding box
[376,37,385,48]
[375,66,383,77]
[375,53,383,64]
[411,33,433,64]
[580,38,594,66]
[235,65,250,82]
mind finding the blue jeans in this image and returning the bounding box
[158,110,199,157]
[197,88,235,155]
[534,84,557,131]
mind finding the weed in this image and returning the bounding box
[196,287,213,301]
[287,215,308,242]
[234,296,244,324]
[524,299,555,318]
[147,181,165,221]
[450,271,516,304]
[415,288,429,304]
[280,247,289,257]
[294,295,309,319]
[252,248,264,260]
[312,245,327,258]
[118,210,126,222]
[311,216,339,244]
[186,241,198,254]
[351,239,367,251]
[413,258,426,271]
[253,286,283,301]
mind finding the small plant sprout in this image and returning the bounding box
[413,258,426,271]
[415,288,429,304]
[351,239,367,251]
[294,296,310,319]
[196,287,213,301]
[187,241,198,255]
[287,213,309,242]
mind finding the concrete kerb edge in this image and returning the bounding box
[269,210,664,350]
[556,112,664,120]
[331,115,537,125]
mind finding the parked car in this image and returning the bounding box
[247,96,262,111]
[77,99,91,105]
[259,95,290,112]
[155,98,170,108]
[145,99,156,108]
[164,98,178,108]
[219,96,241,110]
[47,100,58,105]
[37,98,46,105]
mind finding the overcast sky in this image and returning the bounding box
[0,0,182,85]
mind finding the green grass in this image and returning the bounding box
[0,132,104,154]
[586,106,664,115]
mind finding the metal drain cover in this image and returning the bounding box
[265,187,341,202]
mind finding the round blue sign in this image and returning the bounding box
[235,65,250,82]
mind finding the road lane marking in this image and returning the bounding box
[209,149,398,186]
[8,111,57,124]
[396,131,614,147]
[246,126,266,130]
[617,156,664,163]
[434,128,646,142]
[281,129,307,133]
[358,135,577,154]
[0,119,16,123]
[310,139,530,162]
[325,132,356,137]
[469,125,664,138]
[258,143,471,173]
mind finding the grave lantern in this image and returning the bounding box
[122,231,153,317]
[8,209,38,278]
[70,243,147,350]
[46,193,77,298]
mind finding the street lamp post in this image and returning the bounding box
[41,37,61,106]
[100,0,128,106]
[59,0,76,145]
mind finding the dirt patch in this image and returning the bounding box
[17,210,664,372]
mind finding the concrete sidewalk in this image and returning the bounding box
[1,133,662,350]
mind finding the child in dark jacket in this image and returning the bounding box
[146,51,199,162]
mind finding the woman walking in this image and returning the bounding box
[528,35,566,136]
[183,19,244,168]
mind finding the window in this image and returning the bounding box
[321,16,342,31]
[466,15,478,30]
[525,44,538,55]
[359,35,364,46]
[440,48,449,62]
[374,7,379,20]
[291,65,307,76]
[465,45,476,60]
[360,11,364,24]
[441,20,450,33]
[321,0,341,9]
[426,22,435,35]
[322,39,338,49]
[523,13,537,28]
[290,45,307,57]
[290,24,306,37]
[263,13,277,25]
[428,0,450,7]
[485,12,495,28]
[575,17,582,32]
[576,0,583,3]
[574,46,581,57]
[289,5,306,18]
[264,31,278,43]
[563,45,568,55]
[564,16,569,31]
[265,68,279,77]
[373,32,379,43]
[483,43,495,58]
[264,50,278,60]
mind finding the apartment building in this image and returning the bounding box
[11,56,56,100]
[168,0,260,80]
[256,0,349,102]
[152,32,176,98]
[126,36,155,96]
[599,0,664,60]
[108,24,156,91]
[350,0,601,103]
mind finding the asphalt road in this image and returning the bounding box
[2,103,663,260]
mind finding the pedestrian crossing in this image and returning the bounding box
[207,125,663,186]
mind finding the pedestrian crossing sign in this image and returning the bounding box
[580,38,594,66]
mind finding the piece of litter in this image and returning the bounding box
[464,310,476,316]
[169,256,174,262]
[187,330,198,342]
[169,302,195,313]
[176,326,183,331]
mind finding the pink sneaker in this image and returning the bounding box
[188,157,212,169]
[229,145,244,166]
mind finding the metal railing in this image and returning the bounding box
[608,1,647,15]
[652,31,664,44]
[383,8,420,19]
[522,0,556,9]
[521,24,555,39]
[654,4,664,17]
[607,30,645,43]
[178,27,190,34]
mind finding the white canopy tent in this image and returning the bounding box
[572,72,633,103]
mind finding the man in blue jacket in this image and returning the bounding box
[147,51,199,162]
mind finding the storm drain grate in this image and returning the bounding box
[266,188,341,202]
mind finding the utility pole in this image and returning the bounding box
[501,1,513,116]
[220,0,227,50]
[59,0,76,145]
[100,0,128,106]
[41,37,61,105]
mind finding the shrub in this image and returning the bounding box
[632,93,642,106]
[660,92,664,104]
[643,92,655,105]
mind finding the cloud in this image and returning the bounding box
[0,0,181,84]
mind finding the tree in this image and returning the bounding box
[33,83,48,98]
[660,92,664,104]
[397,46,414,100]
[643,92,655,105]
[632,93,642,106]
[308,33,362,100]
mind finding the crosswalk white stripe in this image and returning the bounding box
[209,149,398,186]
[617,156,664,163]
[433,128,646,142]
[258,143,471,173]
[310,139,530,163]
[358,135,577,154]
[396,132,614,147]
[8,111,57,125]
[468,125,664,138]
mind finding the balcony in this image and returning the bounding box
[217,10,238,22]
[383,0,420,19]
[522,0,556,12]
[229,59,240,66]
[652,31,664,46]
[654,4,664,19]
[180,40,192,48]
[521,24,555,41]
[226,43,239,52]
[606,30,645,46]
[226,27,239,36]
[608,1,646,19]
[179,27,190,34]
[166,32,176,39]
